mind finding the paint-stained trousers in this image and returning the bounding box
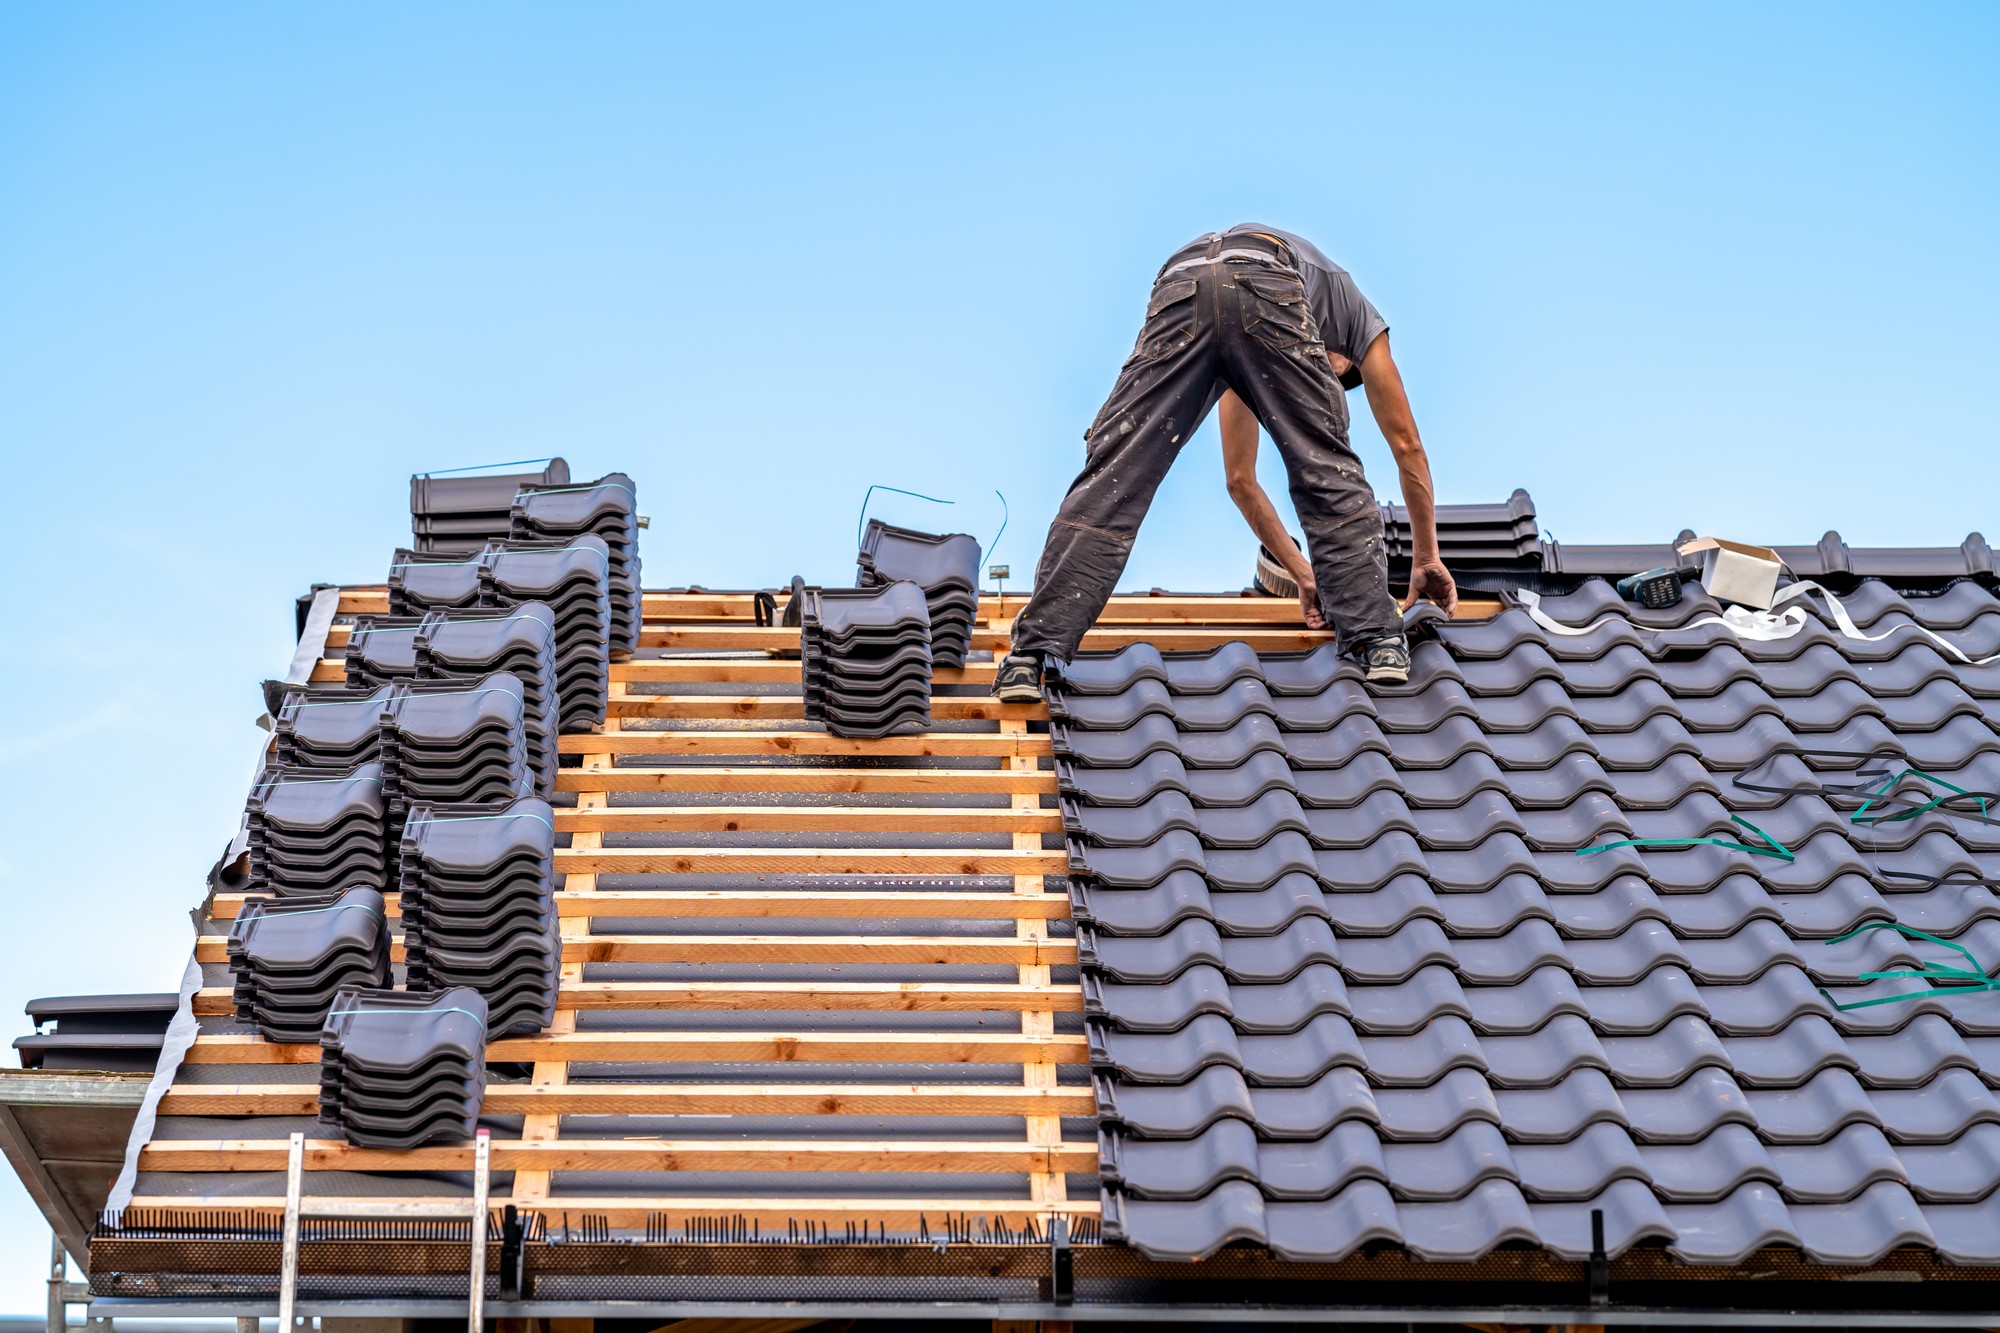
[1010,241,1402,664]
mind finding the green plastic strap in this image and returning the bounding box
[1576,815,1795,861]
[1815,920,2000,1011]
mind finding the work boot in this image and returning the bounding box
[1359,635,1411,687]
[991,652,1045,703]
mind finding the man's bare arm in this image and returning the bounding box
[1357,336,1457,615]
[1220,389,1324,628]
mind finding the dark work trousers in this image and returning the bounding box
[1010,239,1402,664]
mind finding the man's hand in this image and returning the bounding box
[1404,560,1458,616]
[1298,576,1326,630]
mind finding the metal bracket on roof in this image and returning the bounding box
[1588,1206,1609,1309]
[1046,1215,1074,1306]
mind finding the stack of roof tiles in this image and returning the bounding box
[398,796,558,1035]
[273,674,537,820]
[509,474,641,658]
[244,759,391,896]
[1051,577,2000,1268]
[797,581,935,739]
[387,540,611,730]
[344,604,562,797]
[318,985,488,1149]
[227,887,391,1043]
[856,519,981,668]
[409,459,569,554]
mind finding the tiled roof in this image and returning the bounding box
[1054,576,2000,1266]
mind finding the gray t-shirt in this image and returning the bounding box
[1225,223,1388,389]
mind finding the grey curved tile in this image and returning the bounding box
[1600,1012,1728,1088]
[1382,715,1492,771]
[1605,753,1723,812]
[1290,750,1399,808]
[1483,1014,1608,1089]
[1698,965,1835,1036]
[1744,1068,1881,1144]
[1923,1199,2000,1263]
[1426,832,1539,892]
[1652,643,1760,698]
[1250,1066,1381,1139]
[1624,792,1739,842]
[1529,1178,1677,1259]
[1398,751,1511,807]
[1506,753,1617,810]
[1674,679,1785,733]
[1371,677,1479,736]
[1322,875,1445,937]
[1345,966,1468,1037]
[1661,876,1783,938]
[1486,716,1597,771]
[1870,1068,2000,1144]
[1685,714,1801,771]
[1359,1015,1486,1087]
[1095,1062,1256,1138]
[1209,873,1334,937]
[1535,843,1650,892]
[1304,789,1417,848]
[1570,680,1677,734]
[1057,749,1189,807]
[1678,920,1806,985]
[1594,716,1702,771]
[1258,642,1355,697]
[1452,919,1569,985]
[1845,1013,1977,1089]
[1768,1123,1905,1204]
[1314,832,1428,892]
[1081,918,1224,983]
[1100,1117,1260,1200]
[1257,1120,1390,1200]
[1173,676,1280,732]
[1518,793,1632,852]
[1767,875,1890,941]
[1622,1066,1755,1144]
[1070,869,1212,936]
[1566,920,1690,986]
[1163,640,1266,695]
[1898,1122,2000,1203]
[1435,876,1554,939]
[1557,642,1662,695]
[1376,1066,1503,1142]
[1395,1178,1539,1262]
[1050,676,1174,730]
[1227,962,1353,1034]
[1263,1179,1404,1261]
[1581,965,1707,1035]
[1195,788,1307,847]
[1664,1183,1799,1264]
[1269,681,1375,731]
[1787,1181,1933,1266]
[1086,963,1233,1033]
[1466,967,1588,1035]
[1641,1123,1779,1203]
[1239,1012,1367,1087]
[1721,1015,1855,1089]
[1052,643,1167,695]
[1053,712,1179,767]
[1206,830,1319,891]
[1064,789,1198,847]
[1179,713,1288,769]
[1339,919,1457,983]
[1513,1121,1649,1202]
[1412,791,1526,851]
[1470,680,1585,738]
[1281,715,1392,770]
[1090,1013,1240,1084]
[1184,749,1297,807]
[1220,917,1341,983]
[1103,1179,1266,1261]
[1070,828,1206,887]
[1496,1068,1628,1144]
[1547,875,1666,939]
[1381,1121,1518,1201]
[1458,642,1562,696]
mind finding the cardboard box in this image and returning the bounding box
[1678,536,1784,609]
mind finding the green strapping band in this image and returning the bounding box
[1575,814,1795,861]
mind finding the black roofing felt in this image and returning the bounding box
[1052,577,2000,1267]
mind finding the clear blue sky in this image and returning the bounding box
[0,0,1995,1309]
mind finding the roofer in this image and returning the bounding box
[992,225,1456,702]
